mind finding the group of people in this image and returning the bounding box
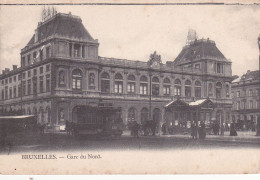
[191,121,206,139]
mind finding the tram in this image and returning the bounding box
[71,103,124,137]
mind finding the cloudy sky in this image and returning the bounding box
[0,5,259,76]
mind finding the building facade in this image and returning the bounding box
[0,12,233,131]
[231,70,260,130]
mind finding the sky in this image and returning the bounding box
[0,5,259,77]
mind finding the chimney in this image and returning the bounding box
[13,65,18,70]
[2,70,5,74]
[5,68,10,73]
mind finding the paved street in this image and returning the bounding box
[0,130,260,154]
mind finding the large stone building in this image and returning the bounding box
[0,12,233,131]
[231,70,260,130]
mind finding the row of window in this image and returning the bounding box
[234,100,259,110]
[235,89,260,98]
[1,75,50,100]
[1,64,50,85]
[22,46,50,67]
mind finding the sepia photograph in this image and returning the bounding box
[0,0,259,174]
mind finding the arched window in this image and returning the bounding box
[114,73,123,94]
[59,71,65,86]
[152,77,160,96]
[185,80,191,97]
[72,69,82,90]
[101,72,110,93]
[208,83,213,97]
[216,82,222,98]
[163,78,171,96]
[226,84,230,97]
[89,73,95,89]
[128,107,136,122]
[140,75,148,95]
[153,108,161,124]
[127,75,135,94]
[174,79,181,96]
[141,107,148,124]
[195,80,201,98]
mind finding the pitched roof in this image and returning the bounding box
[173,39,228,66]
[232,70,260,83]
[26,13,94,47]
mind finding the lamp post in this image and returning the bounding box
[257,35,260,136]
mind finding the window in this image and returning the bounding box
[2,90,4,100]
[59,71,65,86]
[249,100,253,109]
[33,69,37,76]
[74,44,80,57]
[127,75,135,94]
[163,78,170,96]
[33,77,37,94]
[27,71,31,78]
[40,50,43,61]
[226,84,230,97]
[256,101,259,109]
[69,43,72,57]
[236,91,240,97]
[89,73,95,89]
[236,102,240,110]
[18,84,21,97]
[5,79,8,84]
[174,79,181,96]
[39,76,44,93]
[185,80,191,97]
[9,87,12,99]
[152,77,159,96]
[128,107,136,122]
[72,69,82,90]
[22,72,26,79]
[241,101,246,109]
[216,82,222,98]
[2,80,4,85]
[256,89,260,96]
[141,108,149,123]
[195,80,201,98]
[13,76,16,82]
[22,81,26,96]
[101,72,110,93]
[40,67,43,74]
[46,64,50,72]
[5,87,8,99]
[46,75,50,92]
[248,89,253,96]
[22,56,26,67]
[46,47,50,59]
[33,52,37,61]
[194,63,200,69]
[140,75,148,95]
[114,73,123,94]
[82,45,85,58]
[27,79,31,95]
[27,54,31,65]
[9,77,12,83]
[13,86,16,98]
[216,63,223,73]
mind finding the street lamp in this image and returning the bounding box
[257,35,260,136]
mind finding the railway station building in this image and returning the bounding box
[0,11,233,132]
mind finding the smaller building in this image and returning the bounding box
[231,70,260,131]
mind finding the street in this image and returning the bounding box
[1,131,260,154]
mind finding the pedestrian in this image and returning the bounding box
[199,121,206,139]
[162,122,167,135]
[230,122,238,136]
[191,122,197,139]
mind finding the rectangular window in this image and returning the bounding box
[114,82,123,93]
[5,87,8,99]
[39,76,44,93]
[9,87,12,99]
[249,89,253,96]
[22,56,26,67]
[40,67,43,74]
[2,90,4,100]
[46,64,50,72]
[18,84,21,97]
[237,102,240,110]
[127,83,135,93]
[22,72,26,79]
[82,45,85,58]
[1,80,4,85]
[69,43,72,57]
[163,85,170,95]
[195,87,201,98]
[217,63,223,73]
[46,75,50,92]
[185,86,191,97]
[33,51,37,61]
[140,83,148,95]
[194,63,200,69]
[256,89,260,96]
[28,70,31,78]
[13,86,16,98]
[249,101,253,109]
[5,79,8,84]
[33,78,37,94]
[152,84,159,96]
[27,79,31,95]
[34,69,37,76]
[46,47,50,58]
[27,54,31,65]
[9,77,12,83]
[174,86,181,96]
[18,74,21,81]
[74,44,80,57]
[22,81,26,96]
[236,91,240,97]
[40,50,43,61]
[13,76,16,82]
